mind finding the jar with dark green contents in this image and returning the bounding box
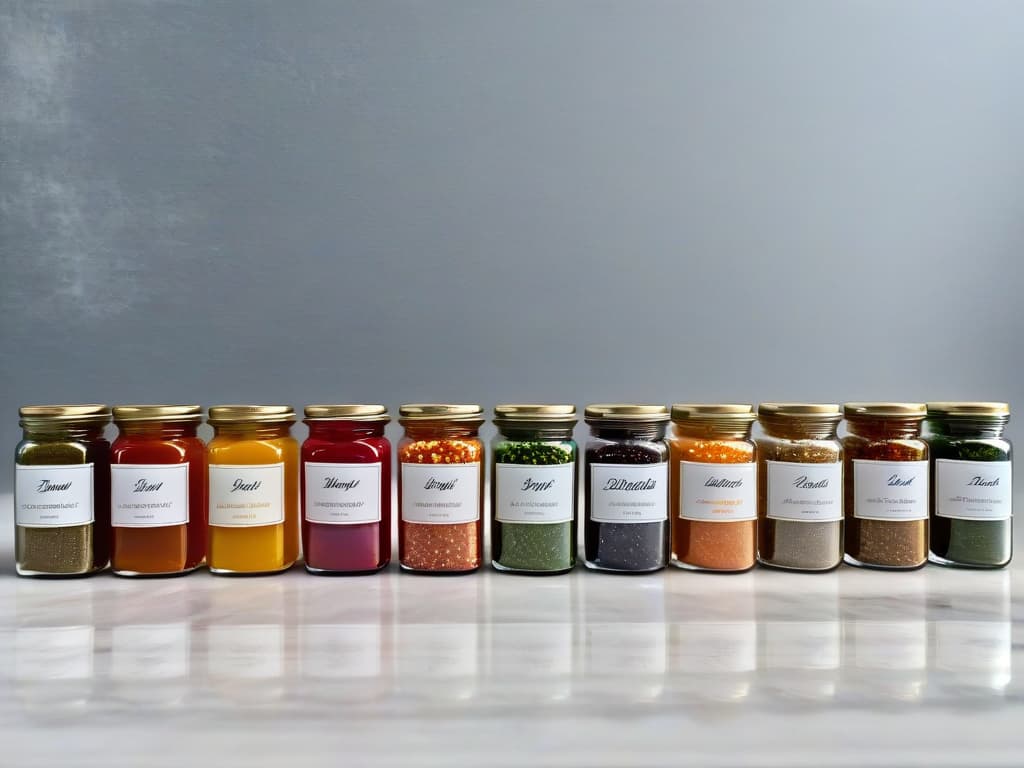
[491,404,578,574]
[926,402,1012,568]
[15,405,112,576]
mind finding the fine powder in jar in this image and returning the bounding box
[758,442,842,571]
[492,441,575,572]
[400,438,481,572]
[585,442,667,571]
[845,439,927,567]
[672,441,756,571]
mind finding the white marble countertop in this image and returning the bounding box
[1,492,1021,767]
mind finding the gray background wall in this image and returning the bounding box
[1,0,1022,493]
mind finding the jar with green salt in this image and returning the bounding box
[491,404,578,574]
[15,405,112,576]
[926,402,1012,568]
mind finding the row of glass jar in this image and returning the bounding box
[13,401,1012,577]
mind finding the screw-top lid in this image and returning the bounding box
[207,405,296,425]
[113,405,202,423]
[19,404,111,425]
[926,402,1010,418]
[758,403,841,421]
[398,404,483,421]
[304,404,390,422]
[844,402,926,419]
[671,403,756,422]
[584,404,669,422]
[494,404,577,424]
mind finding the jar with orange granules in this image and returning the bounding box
[398,404,485,573]
[669,404,757,572]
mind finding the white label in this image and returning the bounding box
[209,463,285,527]
[590,463,668,523]
[935,459,1012,520]
[766,461,843,522]
[15,464,94,527]
[495,462,574,524]
[401,463,480,524]
[853,460,929,521]
[111,464,189,527]
[304,462,382,524]
[679,461,756,522]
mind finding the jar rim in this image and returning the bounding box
[304,404,390,422]
[844,402,926,419]
[585,404,669,423]
[926,401,1010,418]
[207,404,295,425]
[398,403,483,421]
[19,404,111,425]
[113,404,202,423]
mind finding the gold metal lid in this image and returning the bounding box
[304,404,390,422]
[112,405,202,423]
[671,403,755,422]
[758,403,841,421]
[926,402,1010,418]
[19,404,111,425]
[584,404,669,422]
[844,402,926,418]
[207,405,296,425]
[494,404,577,423]
[398,403,483,421]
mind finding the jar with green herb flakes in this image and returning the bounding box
[15,405,112,576]
[926,402,1012,569]
[491,405,577,574]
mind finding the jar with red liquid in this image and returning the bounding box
[398,404,484,573]
[110,405,207,575]
[301,405,391,574]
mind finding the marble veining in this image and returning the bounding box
[0,494,1022,766]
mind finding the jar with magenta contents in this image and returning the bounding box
[110,405,207,576]
[669,404,757,572]
[843,403,928,570]
[926,402,1012,569]
[398,404,484,573]
[584,404,669,573]
[756,403,843,572]
[207,405,300,575]
[15,405,112,577]
[301,405,391,574]
[491,404,577,574]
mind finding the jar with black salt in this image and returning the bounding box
[843,403,928,570]
[15,405,112,576]
[756,403,843,572]
[926,402,1012,568]
[584,404,669,572]
[491,404,577,574]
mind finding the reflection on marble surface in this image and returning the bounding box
[0,494,1023,766]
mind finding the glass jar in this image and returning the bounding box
[756,403,843,572]
[491,404,577,574]
[110,405,207,576]
[398,404,484,573]
[926,402,1012,568]
[669,404,757,572]
[843,402,928,570]
[301,404,391,574]
[206,405,299,574]
[584,404,669,573]
[15,405,112,576]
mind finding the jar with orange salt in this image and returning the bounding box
[669,404,757,572]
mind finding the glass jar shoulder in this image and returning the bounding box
[668,433,754,463]
[302,435,390,463]
[399,434,483,463]
[493,435,576,465]
[585,435,666,464]
[842,433,927,460]
[111,434,206,464]
[16,437,107,464]
[928,434,1011,461]
[756,434,841,463]
[209,433,298,464]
